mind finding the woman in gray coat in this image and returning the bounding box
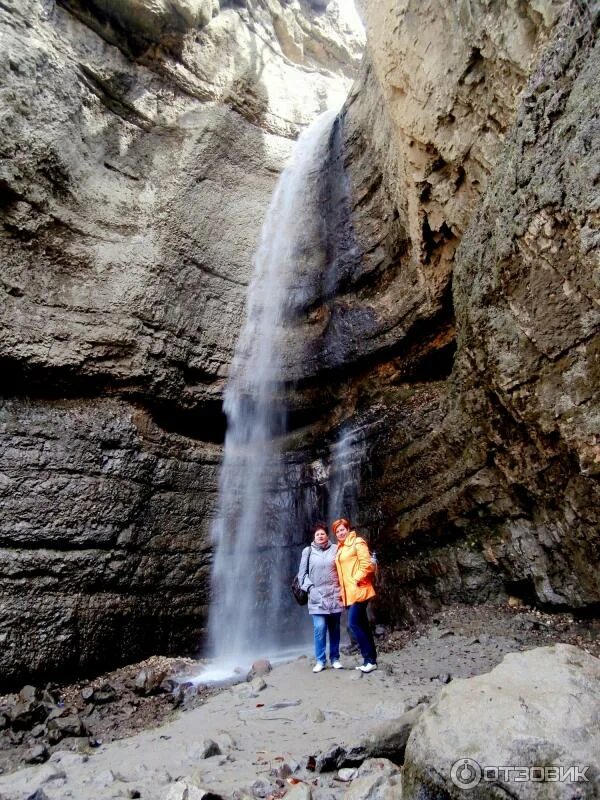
[297,522,344,672]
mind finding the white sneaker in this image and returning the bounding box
[358,663,378,673]
[331,660,343,669]
[312,662,326,673]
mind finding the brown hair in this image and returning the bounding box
[312,521,328,535]
[332,518,350,534]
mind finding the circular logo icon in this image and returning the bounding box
[451,758,482,790]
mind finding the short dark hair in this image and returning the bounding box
[312,521,328,535]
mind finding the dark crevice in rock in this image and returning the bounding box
[77,64,154,131]
[147,399,227,445]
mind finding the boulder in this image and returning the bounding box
[248,660,272,679]
[164,781,222,800]
[357,704,428,764]
[134,669,168,696]
[284,784,312,800]
[343,758,401,800]
[23,744,49,764]
[404,645,600,799]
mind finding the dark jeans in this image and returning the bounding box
[347,601,377,665]
[312,613,341,664]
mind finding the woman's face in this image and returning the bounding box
[314,528,329,545]
[334,523,349,542]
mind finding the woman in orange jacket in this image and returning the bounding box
[333,518,377,673]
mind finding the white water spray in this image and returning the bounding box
[206,110,340,675]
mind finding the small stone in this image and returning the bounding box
[250,677,267,692]
[26,790,49,800]
[92,683,118,704]
[11,700,46,730]
[81,687,94,702]
[438,673,451,684]
[315,745,347,772]
[309,708,325,723]
[127,790,142,799]
[250,778,271,798]
[134,668,167,696]
[247,659,272,679]
[336,768,357,782]
[200,738,221,758]
[215,731,237,752]
[31,723,47,738]
[47,714,86,739]
[24,744,49,764]
[19,685,38,703]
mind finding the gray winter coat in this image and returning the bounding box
[297,541,344,615]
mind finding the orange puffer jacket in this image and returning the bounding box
[335,530,376,607]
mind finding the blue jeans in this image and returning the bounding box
[312,613,341,664]
[347,601,377,665]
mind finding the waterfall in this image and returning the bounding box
[206,110,340,671]
[327,424,365,525]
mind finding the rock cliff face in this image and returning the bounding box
[1,0,598,684]
[0,0,361,685]
[325,0,600,622]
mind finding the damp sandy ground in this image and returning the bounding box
[0,603,597,800]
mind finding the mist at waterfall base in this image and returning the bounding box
[194,111,331,682]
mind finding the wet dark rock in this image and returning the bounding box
[10,701,47,730]
[314,745,348,773]
[92,683,119,705]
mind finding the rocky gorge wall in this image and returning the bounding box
[317,0,600,622]
[0,0,598,686]
[0,0,361,685]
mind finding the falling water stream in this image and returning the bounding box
[203,109,343,678]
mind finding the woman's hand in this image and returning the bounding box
[309,587,322,603]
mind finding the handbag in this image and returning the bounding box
[291,547,311,606]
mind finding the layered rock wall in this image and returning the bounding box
[332,0,600,620]
[0,0,360,684]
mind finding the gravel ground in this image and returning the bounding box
[0,601,597,799]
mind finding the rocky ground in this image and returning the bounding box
[0,601,597,799]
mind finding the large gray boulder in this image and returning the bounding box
[403,644,600,799]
